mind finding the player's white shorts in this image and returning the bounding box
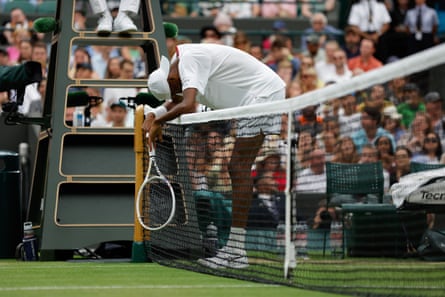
[237,88,285,138]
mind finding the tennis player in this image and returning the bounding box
[144,43,286,269]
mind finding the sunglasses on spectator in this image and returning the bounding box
[425,137,438,143]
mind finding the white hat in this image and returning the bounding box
[383,105,402,120]
[383,105,397,116]
[147,56,171,101]
[390,112,402,120]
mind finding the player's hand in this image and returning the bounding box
[148,120,163,150]
[142,113,156,135]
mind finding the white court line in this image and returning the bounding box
[0,284,278,291]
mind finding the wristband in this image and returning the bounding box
[153,105,168,118]
[144,105,154,116]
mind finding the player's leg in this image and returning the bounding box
[198,133,264,269]
[229,134,265,228]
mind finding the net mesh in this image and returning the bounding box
[136,45,445,296]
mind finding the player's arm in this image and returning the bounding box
[153,87,198,125]
[146,88,198,145]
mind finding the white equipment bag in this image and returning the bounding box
[390,167,445,211]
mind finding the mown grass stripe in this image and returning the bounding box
[0,284,278,291]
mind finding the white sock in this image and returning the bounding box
[226,227,246,251]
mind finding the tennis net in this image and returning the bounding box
[134,44,445,296]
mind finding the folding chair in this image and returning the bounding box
[326,161,385,257]
[410,161,445,173]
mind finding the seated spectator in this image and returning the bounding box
[357,84,395,114]
[166,1,199,17]
[298,67,324,93]
[221,0,260,18]
[424,91,445,151]
[374,135,396,173]
[0,47,10,66]
[397,83,425,129]
[104,56,122,79]
[87,87,109,127]
[275,59,294,86]
[261,20,288,52]
[198,1,223,17]
[390,145,412,185]
[233,30,251,53]
[301,0,337,19]
[348,38,383,75]
[249,43,263,60]
[386,76,409,105]
[248,171,285,229]
[339,93,362,138]
[382,106,405,143]
[265,37,301,80]
[321,48,352,83]
[7,28,32,65]
[261,0,297,18]
[397,111,432,157]
[17,39,32,64]
[3,8,42,45]
[286,78,303,98]
[294,105,323,136]
[315,40,339,83]
[253,147,286,192]
[108,100,128,127]
[295,130,316,170]
[411,131,443,164]
[213,12,236,46]
[320,131,337,162]
[332,136,360,164]
[74,62,95,79]
[301,12,343,52]
[352,106,396,153]
[299,54,316,71]
[199,25,222,44]
[69,46,97,79]
[359,144,390,193]
[295,149,327,192]
[341,25,361,59]
[301,34,326,64]
[74,9,88,30]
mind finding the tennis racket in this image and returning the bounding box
[136,147,176,231]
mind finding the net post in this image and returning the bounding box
[132,105,148,262]
[284,110,295,278]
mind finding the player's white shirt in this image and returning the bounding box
[176,43,286,110]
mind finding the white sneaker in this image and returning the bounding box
[113,13,137,33]
[197,246,248,269]
[96,11,112,35]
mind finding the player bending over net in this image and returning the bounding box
[143,43,286,269]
